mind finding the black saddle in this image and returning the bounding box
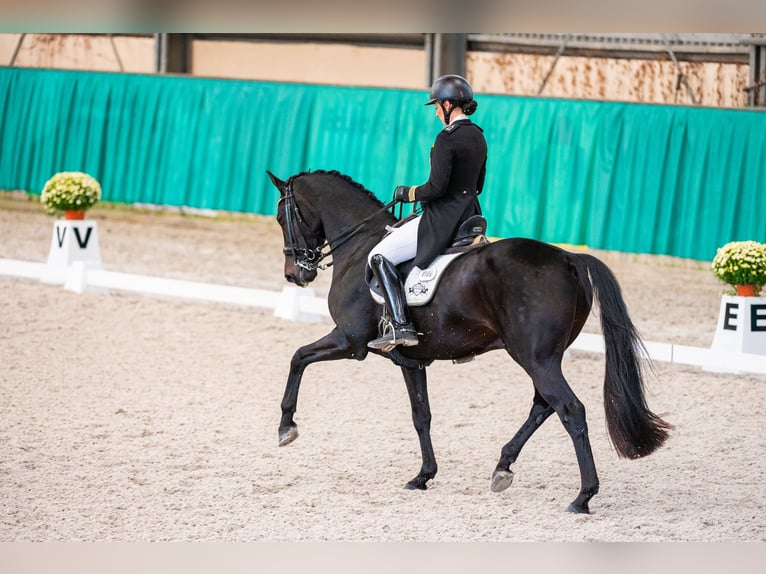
[447,215,487,249]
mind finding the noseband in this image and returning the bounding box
[278,178,399,272]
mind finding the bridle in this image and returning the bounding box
[279,182,326,272]
[278,178,398,272]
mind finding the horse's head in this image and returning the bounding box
[267,170,325,287]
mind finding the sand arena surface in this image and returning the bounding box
[1,195,764,541]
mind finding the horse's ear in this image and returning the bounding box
[266,170,286,195]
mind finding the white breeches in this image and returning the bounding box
[368,215,421,266]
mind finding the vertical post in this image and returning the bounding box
[424,33,434,86]
[747,44,756,106]
[155,33,189,74]
[431,33,443,83]
[428,33,467,84]
[747,42,766,107]
[154,33,164,73]
[758,44,766,106]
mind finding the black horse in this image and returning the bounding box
[267,169,671,514]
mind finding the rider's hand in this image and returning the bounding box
[394,185,414,203]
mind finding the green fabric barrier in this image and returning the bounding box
[0,68,433,215]
[1,67,764,261]
[479,95,766,260]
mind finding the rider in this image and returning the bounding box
[367,74,488,351]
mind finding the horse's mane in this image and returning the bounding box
[288,169,386,209]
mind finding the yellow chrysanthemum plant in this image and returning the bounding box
[711,240,766,297]
[40,171,101,217]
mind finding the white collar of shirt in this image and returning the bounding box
[449,114,468,125]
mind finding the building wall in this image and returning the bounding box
[0,33,751,107]
[0,33,155,73]
[468,51,749,108]
[189,39,426,89]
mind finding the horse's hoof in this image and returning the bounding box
[490,469,514,493]
[278,425,299,447]
[405,478,428,490]
[566,502,591,514]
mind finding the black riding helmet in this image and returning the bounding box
[425,74,477,123]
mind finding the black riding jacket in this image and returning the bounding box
[411,119,487,268]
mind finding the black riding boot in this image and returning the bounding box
[367,254,419,351]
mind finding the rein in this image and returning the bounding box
[279,180,398,272]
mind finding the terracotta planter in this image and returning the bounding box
[64,210,86,220]
[736,284,756,297]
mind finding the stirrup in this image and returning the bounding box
[368,320,419,352]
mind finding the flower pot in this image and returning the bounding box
[736,284,756,297]
[64,210,86,220]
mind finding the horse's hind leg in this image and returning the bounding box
[491,390,555,493]
[531,361,599,513]
[401,366,437,490]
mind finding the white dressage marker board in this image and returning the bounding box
[40,219,102,284]
[711,295,766,356]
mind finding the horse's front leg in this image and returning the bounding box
[401,366,437,490]
[278,327,355,446]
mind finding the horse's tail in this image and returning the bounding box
[574,253,672,458]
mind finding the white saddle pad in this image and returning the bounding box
[370,251,466,307]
